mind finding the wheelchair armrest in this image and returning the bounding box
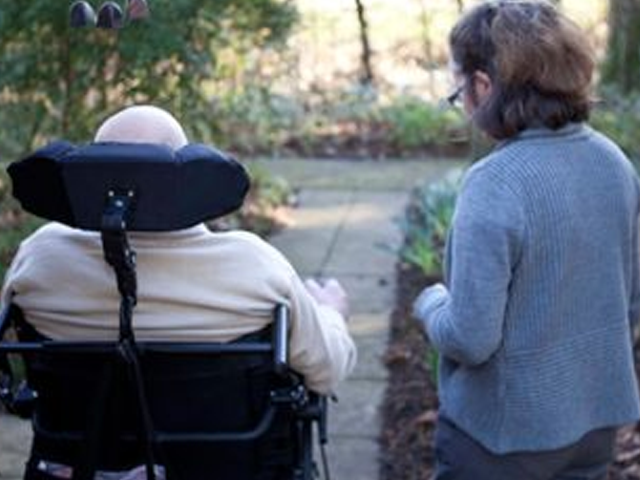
[273,304,289,376]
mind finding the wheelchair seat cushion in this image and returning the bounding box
[8,141,250,231]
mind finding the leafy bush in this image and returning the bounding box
[591,88,640,165]
[211,85,306,155]
[380,95,467,151]
[398,170,461,277]
[211,163,293,237]
[0,167,44,281]
[217,85,471,159]
[0,0,299,159]
[394,171,462,390]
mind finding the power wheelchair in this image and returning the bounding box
[0,141,329,480]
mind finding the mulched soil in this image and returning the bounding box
[226,125,473,161]
[278,133,471,161]
[379,262,438,480]
[379,261,640,480]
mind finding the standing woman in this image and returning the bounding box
[413,1,640,479]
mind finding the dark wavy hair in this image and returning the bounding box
[449,0,595,139]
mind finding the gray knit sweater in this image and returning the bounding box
[415,123,640,454]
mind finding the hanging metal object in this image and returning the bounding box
[70,0,149,29]
[69,0,97,28]
[96,1,125,29]
[127,0,150,21]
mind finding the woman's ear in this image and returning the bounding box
[472,70,493,103]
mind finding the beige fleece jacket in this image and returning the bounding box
[1,222,356,394]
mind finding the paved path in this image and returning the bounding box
[0,157,460,480]
[262,158,458,480]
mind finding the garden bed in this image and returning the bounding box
[379,261,640,480]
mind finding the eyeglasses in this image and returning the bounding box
[445,84,465,107]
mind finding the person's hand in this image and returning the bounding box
[413,283,448,322]
[305,278,350,320]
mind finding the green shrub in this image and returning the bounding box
[210,85,472,159]
[206,162,294,237]
[398,170,461,277]
[425,348,440,387]
[231,163,293,237]
[380,95,467,151]
[396,172,462,391]
[591,88,640,165]
[0,0,299,159]
[211,85,306,155]
[0,166,44,281]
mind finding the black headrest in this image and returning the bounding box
[7,141,250,231]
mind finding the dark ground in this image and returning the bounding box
[378,262,640,480]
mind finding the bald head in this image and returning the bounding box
[95,105,188,150]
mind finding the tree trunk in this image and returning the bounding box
[354,0,374,86]
[61,30,73,138]
[602,0,640,93]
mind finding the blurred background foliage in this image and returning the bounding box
[0,0,298,157]
[0,0,638,161]
[1,0,640,278]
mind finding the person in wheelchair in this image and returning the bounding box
[0,105,356,479]
[2,105,356,395]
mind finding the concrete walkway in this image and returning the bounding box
[262,158,458,480]
[0,157,459,480]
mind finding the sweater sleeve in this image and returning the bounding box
[628,191,640,331]
[1,241,27,308]
[424,166,524,366]
[286,273,357,394]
